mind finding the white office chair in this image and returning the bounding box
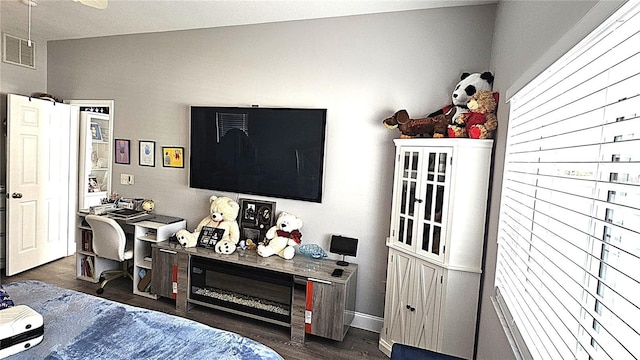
[85,215,134,294]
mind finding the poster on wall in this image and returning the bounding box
[115,139,130,164]
[162,147,184,168]
[139,140,155,167]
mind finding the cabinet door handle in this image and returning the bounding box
[410,307,415,312]
[415,198,423,203]
[406,304,411,310]
[159,249,177,255]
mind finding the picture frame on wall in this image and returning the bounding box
[139,140,155,167]
[162,146,184,168]
[115,139,130,164]
[238,198,276,245]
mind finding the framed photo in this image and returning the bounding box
[239,198,276,244]
[196,226,225,249]
[88,176,99,193]
[115,139,130,164]
[90,123,103,141]
[162,147,184,168]
[139,140,155,167]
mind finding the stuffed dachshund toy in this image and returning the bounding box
[258,212,303,260]
[448,90,499,139]
[428,71,494,124]
[383,108,454,138]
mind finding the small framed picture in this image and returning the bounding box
[139,140,155,167]
[90,123,103,141]
[196,226,226,249]
[115,139,130,164]
[239,198,276,244]
[88,176,99,192]
[162,147,184,168]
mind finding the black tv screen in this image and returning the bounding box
[190,106,327,203]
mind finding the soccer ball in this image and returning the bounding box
[142,199,155,212]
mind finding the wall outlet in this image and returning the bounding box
[120,174,134,185]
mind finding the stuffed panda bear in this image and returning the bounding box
[429,71,494,124]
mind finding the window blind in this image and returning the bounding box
[495,2,640,360]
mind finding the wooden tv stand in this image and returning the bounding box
[151,241,357,342]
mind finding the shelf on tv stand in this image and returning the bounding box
[152,241,357,342]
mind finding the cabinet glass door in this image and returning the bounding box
[79,111,111,209]
[416,148,452,262]
[393,149,421,250]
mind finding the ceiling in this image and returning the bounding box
[1,0,494,42]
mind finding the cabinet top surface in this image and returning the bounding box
[393,138,493,148]
[155,241,357,283]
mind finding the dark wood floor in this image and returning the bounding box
[1,255,388,360]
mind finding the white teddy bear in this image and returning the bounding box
[177,195,240,254]
[258,212,303,260]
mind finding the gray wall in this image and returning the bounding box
[46,5,496,321]
[476,1,624,359]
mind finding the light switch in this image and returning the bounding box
[120,174,134,185]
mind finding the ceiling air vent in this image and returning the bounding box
[3,33,35,69]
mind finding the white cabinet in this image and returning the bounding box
[133,220,186,299]
[382,249,442,349]
[379,139,493,359]
[78,111,112,210]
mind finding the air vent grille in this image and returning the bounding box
[3,33,35,69]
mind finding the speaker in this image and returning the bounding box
[330,235,358,266]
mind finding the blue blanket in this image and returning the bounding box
[2,280,283,360]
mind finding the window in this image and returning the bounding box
[494,2,640,360]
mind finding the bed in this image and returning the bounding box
[1,280,283,360]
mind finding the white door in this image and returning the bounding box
[6,94,73,275]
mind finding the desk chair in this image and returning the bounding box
[85,215,134,294]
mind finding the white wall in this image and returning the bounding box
[46,5,496,320]
[476,1,625,359]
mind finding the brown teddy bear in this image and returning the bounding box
[383,108,455,138]
[448,90,498,139]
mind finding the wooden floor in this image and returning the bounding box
[1,255,388,360]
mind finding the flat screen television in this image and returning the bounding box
[190,106,327,203]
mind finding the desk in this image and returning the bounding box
[75,212,185,299]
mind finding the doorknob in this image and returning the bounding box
[12,192,23,199]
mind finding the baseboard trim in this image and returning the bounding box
[351,311,384,333]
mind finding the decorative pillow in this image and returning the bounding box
[298,244,327,259]
[0,284,15,309]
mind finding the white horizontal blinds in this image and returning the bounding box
[495,2,640,360]
[215,112,249,142]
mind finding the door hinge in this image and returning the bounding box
[440,275,443,284]
[450,157,453,165]
[443,245,445,254]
